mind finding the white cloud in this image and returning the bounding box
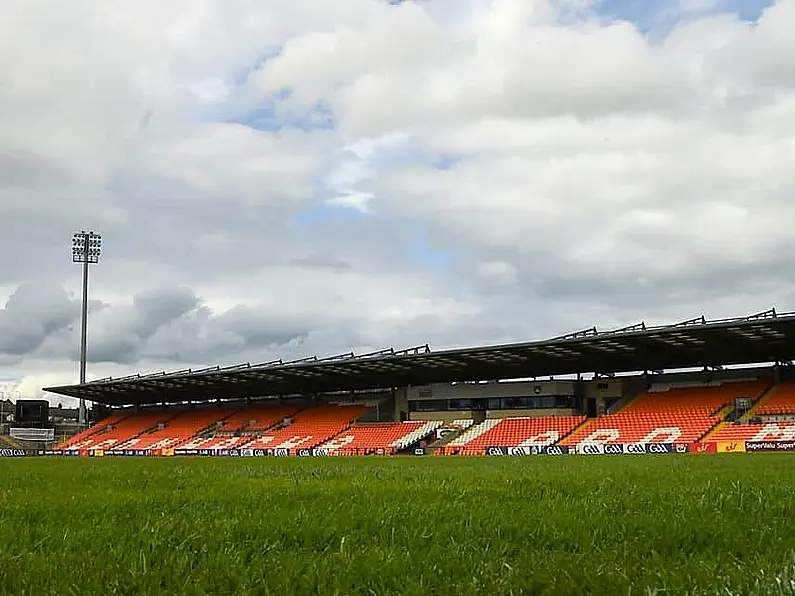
[0,0,793,403]
[135,123,331,207]
[478,261,519,287]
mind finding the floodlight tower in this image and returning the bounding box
[72,231,102,425]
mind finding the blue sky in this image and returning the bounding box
[231,96,336,133]
[596,0,773,33]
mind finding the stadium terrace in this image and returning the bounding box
[30,308,795,457]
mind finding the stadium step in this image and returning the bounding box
[698,421,727,443]
[558,418,595,446]
[740,381,778,421]
[559,417,591,444]
[608,388,646,415]
[390,420,443,451]
[426,436,457,452]
[427,430,462,449]
[195,411,242,438]
[446,418,500,446]
[711,403,735,421]
[0,435,22,449]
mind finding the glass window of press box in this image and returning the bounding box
[409,395,573,412]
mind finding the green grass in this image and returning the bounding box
[1,455,795,595]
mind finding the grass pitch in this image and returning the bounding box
[1,455,794,595]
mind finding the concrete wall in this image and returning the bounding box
[394,388,409,421]
[583,379,624,400]
[407,380,576,400]
[582,379,625,415]
[409,411,475,422]
[647,367,771,387]
[485,408,576,419]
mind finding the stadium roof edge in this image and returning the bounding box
[43,308,795,406]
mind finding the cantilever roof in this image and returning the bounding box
[44,308,795,407]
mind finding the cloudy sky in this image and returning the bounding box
[1,0,791,403]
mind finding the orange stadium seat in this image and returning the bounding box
[178,403,304,451]
[442,416,586,455]
[114,408,235,452]
[61,409,178,452]
[320,420,442,455]
[706,381,795,444]
[56,411,132,450]
[215,403,304,433]
[178,435,252,451]
[755,382,795,416]
[242,404,367,451]
[561,380,767,447]
[708,421,795,443]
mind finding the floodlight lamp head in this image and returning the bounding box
[71,230,102,264]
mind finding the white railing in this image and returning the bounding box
[10,427,54,442]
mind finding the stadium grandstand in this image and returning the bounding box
[33,307,795,456]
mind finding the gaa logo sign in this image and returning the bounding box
[297,449,312,457]
[603,444,623,455]
[253,449,266,457]
[544,446,566,455]
[624,443,647,454]
[0,449,25,457]
[274,448,289,457]
[486,447,506,456]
